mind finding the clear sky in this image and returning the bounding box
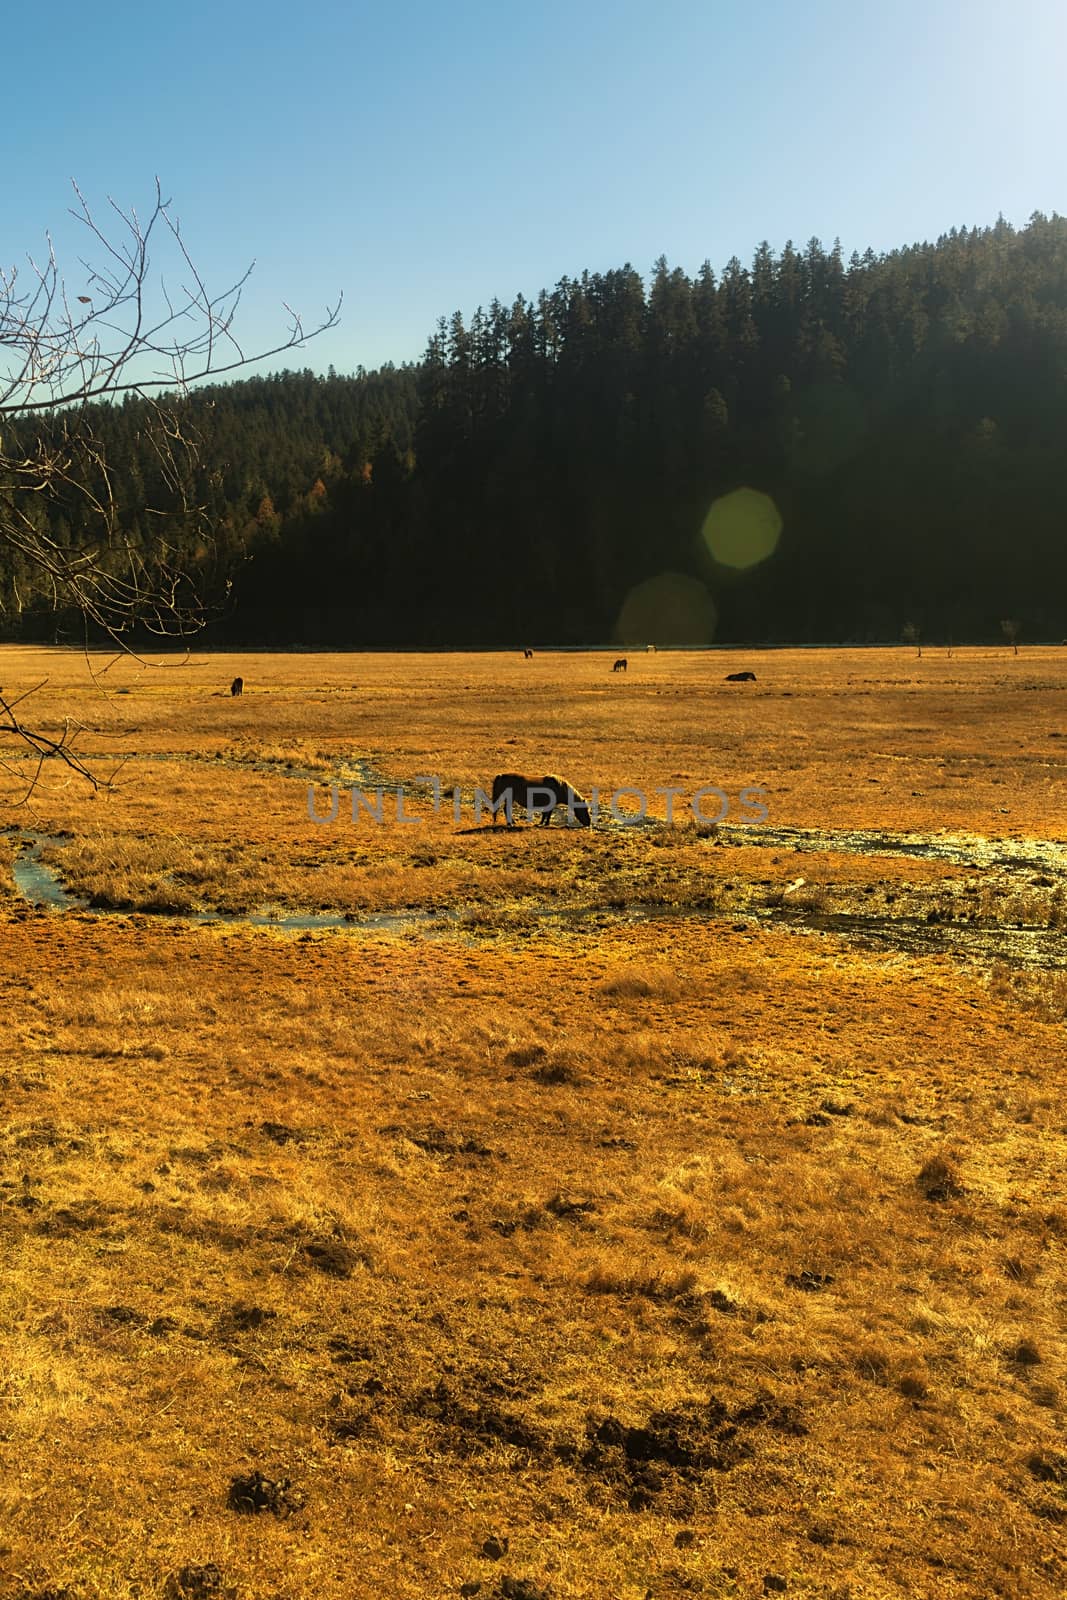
[7,0,1065,379]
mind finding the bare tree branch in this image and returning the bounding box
[0,681,100,792]
[0,178,341,798]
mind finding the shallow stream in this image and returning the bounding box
[6,819,1065,969]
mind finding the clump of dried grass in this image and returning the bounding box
[916,1151,964,1202]
[583,1257,701,1303]
[598,965,681,1002]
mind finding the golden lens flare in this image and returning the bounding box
[701,487,782,570]
[615,571,717,646]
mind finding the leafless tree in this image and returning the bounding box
[0,180,340,795]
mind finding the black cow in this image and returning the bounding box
[230,676,244,696]
[489,772,592,827]
[612,658,628,673]
[725,670,756,682]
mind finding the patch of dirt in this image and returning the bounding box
[12,1589,77,1600]
[226,1469,305,1517]
[380,1124,498,1158]
[544,1193,597,1220]
[324,1397,376,1443]
[167,1144,224,1166]
[13,1123,71,1151]
[784,1270,835,1292]
[530,1055,588,1086]
[503,1045,547,1069]
[33,1203,116,1237]
[322,1370,390,1443]
[163,1565,237,1599]
[100,1304,146,1327]
[1027,1450,1067,1485]
[327,1335,376,1364]
[486,1208,543,1239]
[259,1120,309,1145]
[573,1395,808,1513]
[303,1239,367,1278]
[496,1581,552,1600]
[219,1303,279,1333]
[408,1379,547,1457]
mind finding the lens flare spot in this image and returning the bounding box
[615,571,717,646]
[701,488,782,571]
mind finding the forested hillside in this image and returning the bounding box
[5,213,1066,645]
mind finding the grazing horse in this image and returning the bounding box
[490,772,541,826]
[523,647,534,659]
[489,772,592,827]
[230,676,244,696]
[538,774,592,827]
[725,670,756,682]
[612,658,628,673]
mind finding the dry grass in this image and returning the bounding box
[0,646,1064,1598]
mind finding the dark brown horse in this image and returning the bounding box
[489,772,592,827]
[539,774,592,827]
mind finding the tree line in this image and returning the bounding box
[5,211,1066,646]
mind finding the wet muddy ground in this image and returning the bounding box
[7,799,1066,969]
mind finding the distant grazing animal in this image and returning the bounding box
[523,647,534,659]
[725,670,756,682]
[612,658,628,673]
[230,676,244,696]
[489,772,592,827]
[647,644,656,652]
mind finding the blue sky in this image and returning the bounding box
[7,0,1065,378]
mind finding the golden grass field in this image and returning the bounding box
[0,645,1065,1600]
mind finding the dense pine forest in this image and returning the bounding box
[5,213,1067,646]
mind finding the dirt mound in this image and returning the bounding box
[163,1565,237,1599]
[575,1395,808,1512]
[226,1469,305,1517]
[409,1379,546,1457]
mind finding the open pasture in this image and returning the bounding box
[0,646,1065,1599]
